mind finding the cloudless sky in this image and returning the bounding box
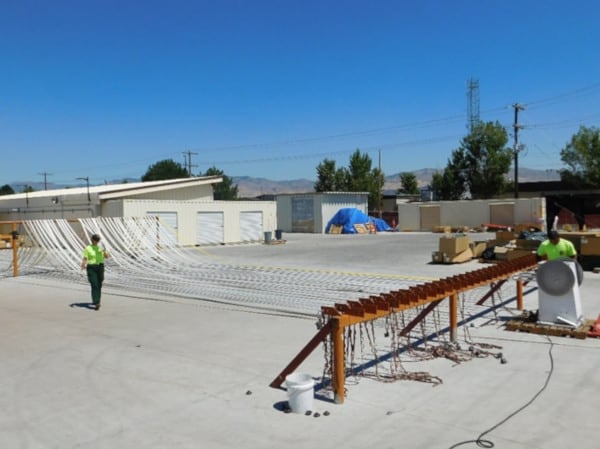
[2,0,600,187]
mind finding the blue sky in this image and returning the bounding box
[2,0,600,187]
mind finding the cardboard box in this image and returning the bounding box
[487,238,513,248]
[495,230,517,241]
[439,235,471,258]
[493,246,509,260]
[515,239,541,250]
[581,236,600,256]
[471,241,488,258]
[433,226,451,233]
[506,249,534,261]
[451,247,474,263]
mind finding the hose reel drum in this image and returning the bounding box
[536,258,584,327]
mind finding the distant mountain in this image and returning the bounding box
[7,170,560,198]
[233,176,314,198]
[234,167,561,198]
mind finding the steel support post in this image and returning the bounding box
[449,293,458,342]
[516,279,524,310]
[331,317,345,404]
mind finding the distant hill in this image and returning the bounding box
[234,167,561,198]
[233,176,315,198]
[7,169,560,198]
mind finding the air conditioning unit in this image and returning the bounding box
[536,258,583,327]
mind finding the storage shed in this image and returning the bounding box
[276,192,369,233]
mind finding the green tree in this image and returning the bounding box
[559,125,600,188]
[398,172,419,195]
[458,121,512,198]
[430,161,465,201]
[314,149,383,210]
[0,184,15,195]
[431,121,512,199]
[203,166,239,200]
[314,159,347,191]
[141,159,188,181]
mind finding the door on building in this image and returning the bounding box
[292,197,315,232]
[420,205,441,231]
[489,203,514,227]
[196,212,224,245]
[240,211,263,242]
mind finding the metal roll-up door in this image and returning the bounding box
[196,212,224,245]
[240,211,263,242]
[147,211,178,234]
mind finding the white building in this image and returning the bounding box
[0,177,276,246]
[276,192,369,233]
[396,197,547,231]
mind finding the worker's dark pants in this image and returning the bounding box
[86,264,104,305]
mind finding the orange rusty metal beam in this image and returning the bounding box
[269,322,331,389]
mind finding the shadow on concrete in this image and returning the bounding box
[69,302,97,310]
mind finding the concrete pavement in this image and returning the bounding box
[2,232,600,449]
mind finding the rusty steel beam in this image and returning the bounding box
[475,280,506,306]
[269,322,331,389]
[398,300,443,337]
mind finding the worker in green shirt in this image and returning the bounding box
[536,230,577,261]
[81,234,109,310]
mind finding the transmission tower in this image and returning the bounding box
[466,78,480,131]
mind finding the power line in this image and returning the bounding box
[13,82,600,181]
[198,134,463,167]
[525,81,600,109]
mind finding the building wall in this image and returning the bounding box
[128,184,214,201]
[102,200,124,217]
[397,198,546,231]
[118,199,276,245]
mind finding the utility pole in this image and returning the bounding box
[182,150,198,177]
[76,176,91,202]
[38,172,52,190]
[378,149,382,218]
[512,103,525,199]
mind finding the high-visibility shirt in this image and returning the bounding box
[83,244,105,265]
[536,238,576,261]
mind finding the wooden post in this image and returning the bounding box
[449,293,458,342]
[516,279,524,310]
[331,317,345,404]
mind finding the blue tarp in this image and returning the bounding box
[372,217,392,232]
[325,208,392,234]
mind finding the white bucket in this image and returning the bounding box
[285,373,315,414]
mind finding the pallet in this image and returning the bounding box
[265,239,287,245]
[505,313,593,340]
